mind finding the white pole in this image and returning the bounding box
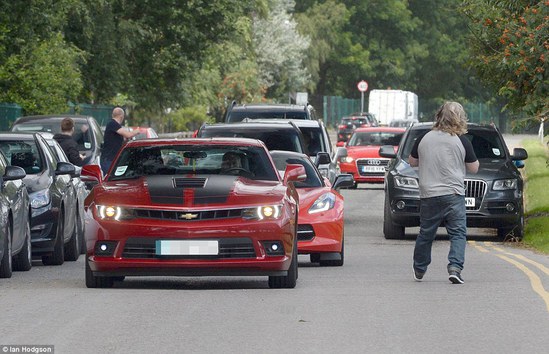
[361,92,364,113]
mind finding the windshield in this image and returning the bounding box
[228,110,307,122]
[348,131,403,147]
[108,145,279,181]
[270,154,322,188]
[401,128,507,162]
[0,140,43,174]
[12,120,95,151]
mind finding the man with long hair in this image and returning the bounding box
[409,102,479,284]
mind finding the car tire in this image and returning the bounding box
[383,194,404,239]
[85,257,114,288]
[0,224,13,278]
[64,218,80,262]
[268,236,298,289]
[42,211,65,266]
[320,237,344,267]
[13,222,32,271]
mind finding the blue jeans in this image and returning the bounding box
[413,194,467,274]
[100,157,112,176]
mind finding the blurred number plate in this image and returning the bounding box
[465,198,475,207]
[156,240,219,256]
[362,166,385,173]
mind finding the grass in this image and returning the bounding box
[521,138,549,254]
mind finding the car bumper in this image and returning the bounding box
[296,210,343,254]
[30,208,58,254]
[340,164,385,183]
[85,215,295,277]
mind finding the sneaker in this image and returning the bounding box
[413,267,424,282]
[449,270,464,284]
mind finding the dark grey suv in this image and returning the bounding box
[224,103,317,123]
[379,123,528,240]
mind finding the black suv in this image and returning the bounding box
[11,115,104,166]
[337,113,378,143]
[379,123,528,240]
[224,103,317,123]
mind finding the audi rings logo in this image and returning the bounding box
[366,160,381,165]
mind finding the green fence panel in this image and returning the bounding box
[322,96,360,128]
[0,103,23,131]
[69,103,116,126]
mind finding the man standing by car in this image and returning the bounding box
[408,102,479,284]
[101,107,140,174]
[54,117,90,166]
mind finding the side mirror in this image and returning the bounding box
[379,145,397,158]
[3,165,26,181]
[315,152,331,167]
[283,164,306,185]
[511,147,528,161]
[81,164,103,189]
[335,147,348,161]
[336,141,345,147]
[55,161,76,176]
[332,173,354,191]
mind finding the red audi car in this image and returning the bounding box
[82,138,305,288]
[339,127,405,186]
[270,151,354,266]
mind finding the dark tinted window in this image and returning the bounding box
[227,110,308,122]
[348,131,403,147]
[199,127,305,153]
[0,140,43,174]
[299,127,326,156]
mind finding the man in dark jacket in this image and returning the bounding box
[53,117,90,166]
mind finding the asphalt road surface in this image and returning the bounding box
[1,134,548,354]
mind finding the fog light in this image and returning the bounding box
[396,201,406,210]
[506,203,515,212]
[94,241,118,256]
[263,241,285,256]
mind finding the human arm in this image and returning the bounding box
[408,134,423,167]
[116,127,141,139]
[460,136,479,174]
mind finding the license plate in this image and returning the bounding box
[465,198,475,207]
[362,166,386,173]
[156,240,219,256]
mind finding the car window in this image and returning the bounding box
[348,131,404,147]
[0,140,44,174]
[270,154,322,188]
[200,128,305,154]
[228,110,308,122]
[298,127,326,156]
[109,145,279,181]
[466,130,506,159]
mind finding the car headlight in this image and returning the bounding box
[30,189,51,209]
[394,176,419,189]
[309,193,335,214]
[341,156,354,163]
[243,205,282,220]
[96,205,135,221]
[493,179,517,190]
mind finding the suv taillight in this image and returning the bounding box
[338,125,346,129]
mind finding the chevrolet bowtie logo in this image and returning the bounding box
[180,213,198,220]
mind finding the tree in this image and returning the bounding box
[462,0,548,120]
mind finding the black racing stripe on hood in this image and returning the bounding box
[146,175,236,205]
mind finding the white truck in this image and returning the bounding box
[368,89,418,126]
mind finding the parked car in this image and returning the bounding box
[0,152,31,278]
[379,123,528,240]
[196,121,308,154]
[40,132,88,255]
[82,138,304,288]
[126,126,158,140]
[389,119,418,128]
[0,133,80,264]
[337,113,379,144]
[270,151,354,266]
[339,127,405,186]
[11,115,104,165]
[224,102,317,123]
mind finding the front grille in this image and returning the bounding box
[465,179,486,211]
[173,177,207,188]
[133,208,244,221]
[356,159,389,176]
[122,237,256,259]
[297,224,315,241]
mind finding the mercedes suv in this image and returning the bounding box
[379,123,528,240]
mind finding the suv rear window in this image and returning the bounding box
[227,110,308,123]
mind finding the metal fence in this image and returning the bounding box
[321,96,361,128]
[0,103,22,131]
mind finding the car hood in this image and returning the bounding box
[22,172,52,194]
[347,146,386,158]
[90,175,285,208]
[395,158,519,180]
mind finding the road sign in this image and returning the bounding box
[357,80,368,92]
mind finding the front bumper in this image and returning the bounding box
[296,210,343,254]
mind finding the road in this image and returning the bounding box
[1,134,548,354]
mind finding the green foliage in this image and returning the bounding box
[166,107,214,133]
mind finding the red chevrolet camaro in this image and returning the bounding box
[339,127,405,186]
[270,151,354,266]
[82,138,306,288]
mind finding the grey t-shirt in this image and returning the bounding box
[410,130,477,198]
